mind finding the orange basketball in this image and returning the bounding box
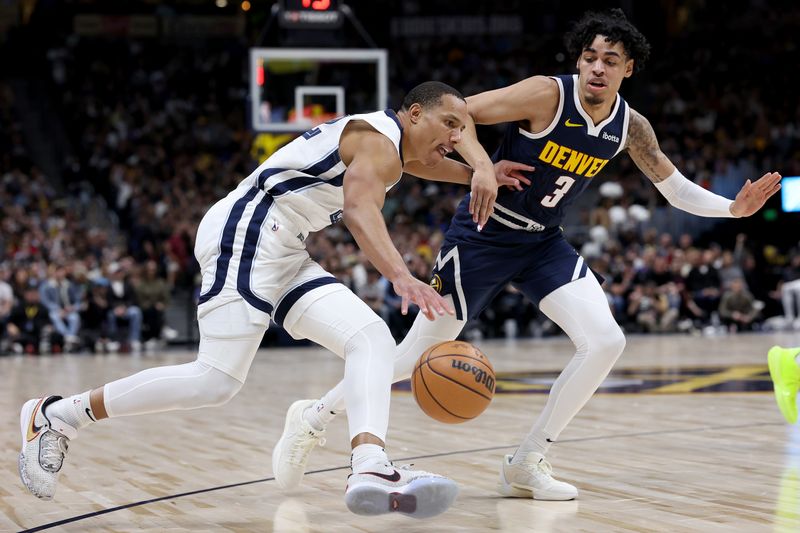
[411,341,495,424]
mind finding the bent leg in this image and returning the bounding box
[514,274,626,460]
[46,299,264,427]
[318,298,467,415]
[287,287,395,441]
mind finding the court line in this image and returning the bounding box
[17,420,783,532]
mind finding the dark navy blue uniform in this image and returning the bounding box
[431,75,630,320]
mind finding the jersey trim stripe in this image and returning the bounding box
[572,74,621,137]
[198,186,260,304]
[237,194,276,314]
[614,103,631,158]
[268,169,344,197]
[518,77,565,140]
[383,109,404,164]
[272,276,340,326]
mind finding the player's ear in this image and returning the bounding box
[624,59,634,78]
[408,103,423,124]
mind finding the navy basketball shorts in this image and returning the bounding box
[430,226,598,321]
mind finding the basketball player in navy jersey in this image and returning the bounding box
[275,8,782,500]
[17,81,528,518]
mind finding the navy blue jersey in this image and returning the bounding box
[430,74,624,317]
[488,74,629,230]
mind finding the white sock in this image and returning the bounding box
[45,390,97,430]
[512,433,552,464]
[351,443,388,473]
[303,399,340,432]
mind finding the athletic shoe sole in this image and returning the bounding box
[345,477,458,519]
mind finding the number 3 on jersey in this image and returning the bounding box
[540,175,575,207]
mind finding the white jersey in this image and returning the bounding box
[237,109,403,234]
[194,109,404,323]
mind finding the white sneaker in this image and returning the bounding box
[498,453,578,501]
[345,462,459,518]
[19,396,77,500]
[272,399,326,490]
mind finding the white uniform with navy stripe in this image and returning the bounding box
[193,110,403,382]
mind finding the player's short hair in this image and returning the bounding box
[400,81,465,111]
[565,8,651,72]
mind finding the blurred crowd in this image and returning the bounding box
[2,2,800,354]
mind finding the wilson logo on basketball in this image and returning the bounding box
[451,360,495,393]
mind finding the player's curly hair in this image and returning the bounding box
[565,8,651,72]
[401,81,465,111]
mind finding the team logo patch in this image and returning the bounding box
[430,274,442,293]
[329,209,343,224]
[271,218,280,231]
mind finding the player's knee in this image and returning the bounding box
[595,325,626,362]
[345,320,395,358]
[196,366,243,406]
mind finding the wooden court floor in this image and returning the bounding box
[2,331,800,532]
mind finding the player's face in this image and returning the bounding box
[414,94,468,166]
[576,34,634,106]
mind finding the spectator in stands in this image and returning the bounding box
[6,281,52,354]
[133,260,172,350]
[80,278,111,353]
[684,248,722,318]
[0,265,14,354]
[39,263,82,351]
[106,262,142,353]
[719,277,758,332]
[779,254,800,329]
[356,266,386,318]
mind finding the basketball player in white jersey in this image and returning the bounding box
[274,9,782,500]
[17,81,528,518]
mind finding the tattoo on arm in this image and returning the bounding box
[626,110,672,183]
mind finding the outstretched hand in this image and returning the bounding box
[495,160,534,191]
[392,273,454,321]
[730,172,782,217]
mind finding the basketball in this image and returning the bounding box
[411,341,495,424]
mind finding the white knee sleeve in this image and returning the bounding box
[525,275,626,449]
[103,360,243,418]
[342,321,396,441]
[321,297,467,414]
[284,288,395,441]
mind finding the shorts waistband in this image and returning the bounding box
[490,203,546,232]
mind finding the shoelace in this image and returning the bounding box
[39,431,68,472]
[288,429,326,466]
[521,457,553,479]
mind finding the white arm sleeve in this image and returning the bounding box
[652,169,737,218]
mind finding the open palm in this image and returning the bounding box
[731,172,782,217]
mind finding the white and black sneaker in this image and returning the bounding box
[19,396,77,500]
[497,453,577,501]
[345,462,459,519]
[272,399,326,490]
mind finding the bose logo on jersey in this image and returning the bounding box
[538,140,609,178]
[602,131,620,143]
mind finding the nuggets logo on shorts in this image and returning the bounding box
[430,274,442,293]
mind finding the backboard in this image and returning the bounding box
[249,48,388,133]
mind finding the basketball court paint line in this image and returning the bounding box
[16,420,783,532]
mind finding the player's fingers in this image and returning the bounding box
[509,171,532,184]
[509,162,535,172]
[469,192,476,217]
[401,294,409,316]
[766,182,782,198]
[479,192,495,227]
[440,294,455,315]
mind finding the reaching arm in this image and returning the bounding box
[339,127,452,320]
[403,158,473,184]
[452,77,558,227]
[626,109,781,218]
